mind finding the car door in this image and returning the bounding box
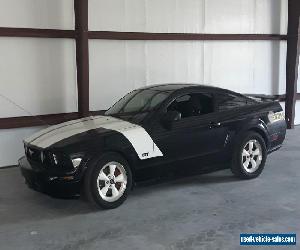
[149,91,229,167]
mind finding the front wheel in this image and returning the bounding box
[231,132,267,179]
[83,153,132,209]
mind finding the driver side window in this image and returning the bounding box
[167,93,214,119]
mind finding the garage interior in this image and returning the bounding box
[0,0,299,249]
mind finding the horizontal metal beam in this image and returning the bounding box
[0,27,76,39]
[0,111,106,129]
[89,31,287,41]
[276,93,300,102]
[0,28,288,44]
[0,112,80,129]
[0,28,287,41]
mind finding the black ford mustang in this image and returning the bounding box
[19,84,286,209]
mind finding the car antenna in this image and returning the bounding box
[0,93,50,126]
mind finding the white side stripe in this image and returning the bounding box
[99,120,163,160]
[24,116,163,160]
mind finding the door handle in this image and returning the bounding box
[209,122,221,129]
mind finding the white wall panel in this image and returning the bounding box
[145,0,205,33]
[295,101,300,125]
[0,0,74,29]
[206,0,287,34]
[0,37,77,118]
[203,41,253,93]
[89,0,204,33]
[89,40,204,111]
[89,40,147,111]
[0,127,45,167]
[297,63,300,93]
[90,40,286,111]
[145,41,204,84]
[205,40,287,94]
[254,0,288,34]
[280,101,300,126]
[277,42,287,94]
[89,0,145,32]
[204,0,255,34]
[89,0,287,34]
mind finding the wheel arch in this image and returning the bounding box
[236,117,270,149]
[85,149,137,182]
[247,127,269,149]
[109,149,137,180]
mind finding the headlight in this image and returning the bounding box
[71,157,82,168]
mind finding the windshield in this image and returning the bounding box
[105,89,170,115]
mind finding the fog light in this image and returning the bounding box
[62,176,74,181]
[40,152,45,163]
[53,154,58,165]
[71,158,82,168]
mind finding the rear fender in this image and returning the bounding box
[232,117,270,150]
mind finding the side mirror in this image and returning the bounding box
[161,111,181,129]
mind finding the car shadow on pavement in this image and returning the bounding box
[131,169,242,197]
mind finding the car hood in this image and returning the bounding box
[24,115,163,160]
[24,115,133,149]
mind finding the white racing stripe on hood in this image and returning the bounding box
[26,116,115,148]
[25,116,96,143]
[24,116,163,160]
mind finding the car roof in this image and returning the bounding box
[138,83,228,93]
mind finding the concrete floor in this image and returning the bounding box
[0,128,299,250]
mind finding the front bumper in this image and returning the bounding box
[19,157,83,197]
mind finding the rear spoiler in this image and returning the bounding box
[244,94,282,102]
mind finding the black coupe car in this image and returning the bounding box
[20,84,286,209]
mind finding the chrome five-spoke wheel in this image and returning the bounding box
[84,153,132,209]
[97,161,127,202]
[242,139,262,173]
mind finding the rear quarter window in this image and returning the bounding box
[216,93,253,112]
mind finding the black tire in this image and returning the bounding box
[231,131,267,179]
[83,152,133,209]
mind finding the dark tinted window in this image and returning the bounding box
[167,93,214,119]
[216,93,249,112]
[106,89,170,115]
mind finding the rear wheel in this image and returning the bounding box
[231,132,267,179]
[83,153,132,209]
